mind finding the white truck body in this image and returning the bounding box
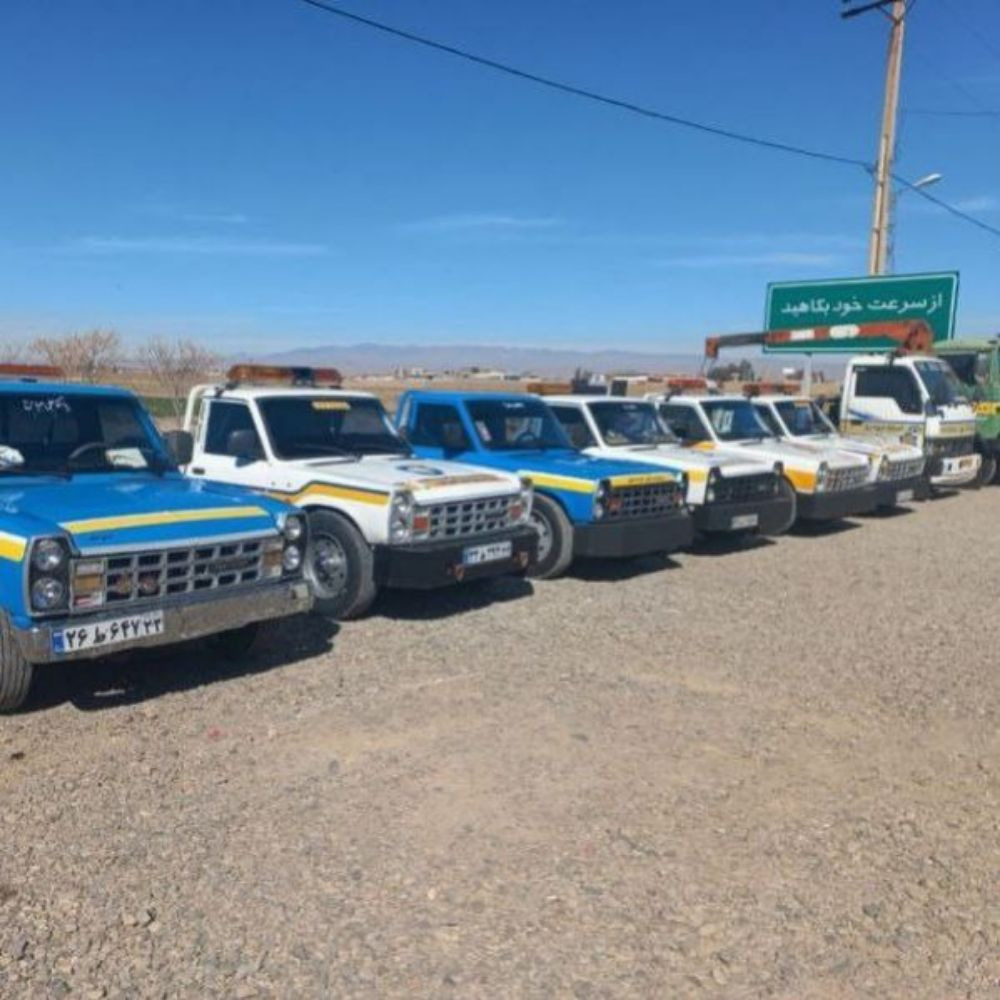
[838,354,980,487]
[648,393,877,521]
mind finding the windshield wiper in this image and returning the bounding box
[360,443,413,456]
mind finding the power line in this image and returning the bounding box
[293,0,867,170]
[292,0,1000,247]
[905,108,1000,118]
[938,0,1000,67]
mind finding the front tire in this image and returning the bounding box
[977,450,997,487]
[306,510,377,620]
[526,494,574,579]
[0,615,34,713]
[771,477,798,535]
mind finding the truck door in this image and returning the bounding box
[189,398,270,486]
[404,401,473,460]
[845,365,924,440]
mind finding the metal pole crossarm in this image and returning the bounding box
[841,0,899,19]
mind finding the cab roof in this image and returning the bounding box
[213,384,377,402]
[542,394,657,407]
[0,380,134,398]
[401,389,547,404]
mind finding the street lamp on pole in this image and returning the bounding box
[887,171,943,271]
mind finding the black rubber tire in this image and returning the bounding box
[977,451,997,488]
[0,614,34,713]
[526,494,575,580]
[772,477,799,535]
[306,509,377,620]
[206,623,260,659]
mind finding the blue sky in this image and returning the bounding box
[2,0,998,354]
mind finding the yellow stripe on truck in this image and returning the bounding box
[607,472,674,488]
[784,467,817,493]
[61,505,268,534]
[685,468,709,484]
[273,483,390,507]
[520,471,595,494]
[0,530,26,562]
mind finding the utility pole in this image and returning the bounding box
[842,0,908,275]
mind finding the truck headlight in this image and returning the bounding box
[593,480,609,520]
[282,514,305,543]
[32,577,65,610]
[815,461,828,492]
[282,545,303,573]
[390,489,414,542]
[33,538,66,573]
[512,477,533,523]
[705,467,718,503]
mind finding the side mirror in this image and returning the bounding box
[226,429,263,462]
[162,430,193,467]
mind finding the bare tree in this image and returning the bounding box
[138,337,220,419]
[30,329,123,382]
[0,341,27,364]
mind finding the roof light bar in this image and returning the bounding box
[0,363,65,381]
[226,364,343,388]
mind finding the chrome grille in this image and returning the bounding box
[71,538,274,613]
[826,466,869,493]
[608,482,682,519]
[422,493,521,541]
[928,436,973,458]
[712,472,777,504]
[885,457,925,481]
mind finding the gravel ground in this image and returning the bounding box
[3,489,1000,998]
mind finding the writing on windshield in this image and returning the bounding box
[702,401,774,442]
[589,401,677,446]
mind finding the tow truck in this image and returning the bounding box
[649,386,877,523]
[394,390,694,578]
[182,366,537,619]
[538,390,796,536]
[704,320,980,490]
[0,365,311,712]
[744,388,926,508]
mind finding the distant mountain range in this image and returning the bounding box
[239,341,705,377]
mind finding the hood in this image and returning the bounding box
[302,455,521,502]
[591,443,770,482]
[703,438,867,472]
[0,473,285,553]
[474,448,679,490]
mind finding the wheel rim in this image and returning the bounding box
[310,534,349,598]
[529,510,553,563]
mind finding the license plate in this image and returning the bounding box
[52,610,165,655]
[730,513,759,529]
[895,488,914,503]
[462,541,513,566]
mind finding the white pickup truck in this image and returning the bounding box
[543,394,796,535]
[650,393,877,523]
[182,366,537,619]
[834,354,980,489]
[748,393,926,508]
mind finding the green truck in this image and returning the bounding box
[936,338,1000,484]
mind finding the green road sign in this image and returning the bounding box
[763,272,959,353]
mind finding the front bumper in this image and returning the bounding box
[14,578,313,664]
[694,495,794,536]
[796,484,878,521]
[372,526,537,589]
[573,510,695,558]
[927,452,980,487]
[874,474,924,507]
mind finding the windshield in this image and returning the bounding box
[774,400,837,436]
[258,395,409,459]
[941,352,989,395]
[915,360,966,406]
[466,398,572,451]
[0,392,167,475]
[590,401,678,445]
[702,400,775,442]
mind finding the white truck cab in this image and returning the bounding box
[749,394,926,508]
[649,393,877,522]
[182,367,536,619]
[543,394,796,535]
[838,354,980,488]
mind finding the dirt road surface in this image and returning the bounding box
[2,490,999,998]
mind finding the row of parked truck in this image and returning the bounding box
[0,319,986,709]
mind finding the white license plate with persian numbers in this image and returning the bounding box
[730,513,759,529]
[462,541,513,566]
[52,611,165,655]
[896,489,915,504]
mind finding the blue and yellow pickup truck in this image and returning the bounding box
[0,367,311,711]
[395,390,694,578]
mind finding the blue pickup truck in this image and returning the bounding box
[396,391,694,577]
[0,368,312,711]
